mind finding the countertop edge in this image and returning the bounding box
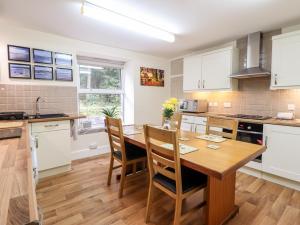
[27,115,85,123]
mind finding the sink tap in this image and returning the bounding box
[35,96,43,117]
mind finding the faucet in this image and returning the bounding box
[36,96,43,117]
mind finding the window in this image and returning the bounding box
[78,64,123,131]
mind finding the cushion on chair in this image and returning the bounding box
[113,142,146,161]
[153,166,207,193]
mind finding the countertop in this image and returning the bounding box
[181,112,300,127]
[0,122,39,225]
[27,114,85,123]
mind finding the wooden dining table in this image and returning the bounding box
[122,125,266,225]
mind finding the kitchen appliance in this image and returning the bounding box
[179,99,208,113]
[0,112,26,120]
[226,114,272,120]
[276,112,294,120]
[230,32,271,79]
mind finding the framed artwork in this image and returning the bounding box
[7,45,31,62]
[140,67,164,87]
[55,68,73,81]
[54,52,72,67]
[9,63,31,79]
[33,49,53,64]
[34,66,53,80]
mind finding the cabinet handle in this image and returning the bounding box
[198,80,201,89]
[44,124,59,128]
[265,136,268,147]
[274,74,278,85]
[35,136,39,149]
[202,80,205,89]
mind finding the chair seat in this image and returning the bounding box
[113,142,146,161]
[153,166,207,193]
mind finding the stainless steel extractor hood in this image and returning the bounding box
[230,32,271,79]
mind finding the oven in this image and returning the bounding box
[236,122,263,163]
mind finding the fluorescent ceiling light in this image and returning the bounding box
[81,1,175,43]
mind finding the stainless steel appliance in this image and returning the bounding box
[226,114,271,120]
[179,99,208,113]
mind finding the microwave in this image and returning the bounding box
[179,99,208,113]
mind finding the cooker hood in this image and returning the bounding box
[230,32,271,79]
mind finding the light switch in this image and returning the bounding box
[288,104,296,111]
[224,102,231,108]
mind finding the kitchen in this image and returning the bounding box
[0,1,300,225]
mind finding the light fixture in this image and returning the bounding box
[81,1,175,43]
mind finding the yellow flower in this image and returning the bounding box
[169,98,178,105]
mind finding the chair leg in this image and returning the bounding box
[174,197,182,225]
[118,163,127,198]
[107,156,114,186]
[145,182,154,223]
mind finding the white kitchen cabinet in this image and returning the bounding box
[181,122,194,132]
[263,124,300,182]
[183,54,202,91]
[181,115,207,133]
[271,30,300,89]
[194,124,206,134]
[31,120,71,172]
[183,47,238,91]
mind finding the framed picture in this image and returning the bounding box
[34,66,53,80]
[55,68,73,81]
[33,49,53,64]
[54,52,72,67]
[9,63,31,79]
[140,67,164,87]
[7,45,31,62]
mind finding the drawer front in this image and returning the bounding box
[181,115,195,123]
[194,116,207,125]
[31,120,70,133]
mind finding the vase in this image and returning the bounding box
[163,119,171,130]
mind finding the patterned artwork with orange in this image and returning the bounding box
[140,67,164,87]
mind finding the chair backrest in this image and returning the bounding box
[206,117,238,140]
[143,125,182,194]
[106,117,127,162]
[162,112,182,130]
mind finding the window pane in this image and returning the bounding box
[79,65,121,90]
[79,93,121,129]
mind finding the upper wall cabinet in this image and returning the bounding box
[271,30,300,89]
[183,46,238,91]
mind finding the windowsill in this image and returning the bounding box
[78,127,106,135]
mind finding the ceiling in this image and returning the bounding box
[1,0,300,58]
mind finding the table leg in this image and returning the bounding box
[205,172,239,225]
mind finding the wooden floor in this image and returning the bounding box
[36,154,300,225]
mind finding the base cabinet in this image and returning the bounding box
[263,124,300,182]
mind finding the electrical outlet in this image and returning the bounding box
[288,104,296,111]
[224,102,231,108]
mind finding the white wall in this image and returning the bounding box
[0,21,170,158]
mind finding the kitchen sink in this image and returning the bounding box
[28,113,69,119]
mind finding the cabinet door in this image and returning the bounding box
[263,125,300,182]
[181,122,193,132]
[201,49,232,90]
[195,124,206,134]
[272,34,300,88]
[183,55,202,91]
[34,129,71,171]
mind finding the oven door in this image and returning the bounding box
[237,130,263,162]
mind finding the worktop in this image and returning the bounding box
[27,114,85,123]
[182,112,300,127]
[0,122,39,225]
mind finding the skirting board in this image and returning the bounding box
[71,145,110,160]
[240,166,300,191]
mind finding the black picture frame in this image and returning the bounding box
[33,49,53,64]
[55,68,73,81]
[34,66,53,80]
[54,52,72,67]
[9,63,31,79]
[7,45,31,62]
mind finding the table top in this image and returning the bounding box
[122,125,266,179]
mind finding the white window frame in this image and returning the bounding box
[77,63,125,132]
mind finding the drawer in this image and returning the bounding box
[194,116,207,125]
[181,115,195,123]
[31,120,70,133]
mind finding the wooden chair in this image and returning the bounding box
[206,117,238,140]
[162,112,182,130]
[143,125,207,225]
[106,117,147,198]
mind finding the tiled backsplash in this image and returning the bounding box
[185,77,300,117]
[0,84,77,115]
